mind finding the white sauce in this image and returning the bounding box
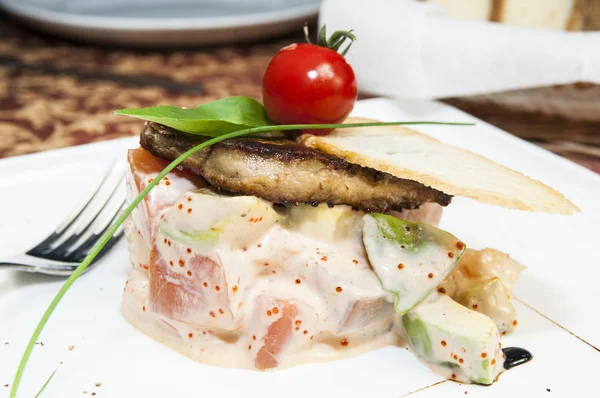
[122,189,403,370]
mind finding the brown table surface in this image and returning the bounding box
[1,16,599,174]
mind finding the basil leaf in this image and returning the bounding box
[114,96,273,137]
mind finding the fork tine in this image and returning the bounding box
[38,168,125,258]
[73,227,124,264]
[65,200,126,262]
[27,160,120,256]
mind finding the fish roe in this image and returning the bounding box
[448,252,455,258]
[178,259,185,267]
[187,270,192,277]
[295,279,301,284]
[438,287,446,294]
[215,286,220,291]
[352,259,359,264]
[340,338,349,347]
[428,273,434,279]
[441,340,447,347]
[273,307,279,315]
[397,264,404,270]
[336,286,343,293]
[232,285,238,292]
[187,208,192,214]
[481,352,488,359]
[456,242,465,250]
[266,310,272,316]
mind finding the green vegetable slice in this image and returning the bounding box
[362,214,465,315]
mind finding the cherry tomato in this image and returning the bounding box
[262,43,357,135]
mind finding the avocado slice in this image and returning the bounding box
[160,188,280,249]
[402,294,504,385]
[362,214,465,314]
[284,203,362,242]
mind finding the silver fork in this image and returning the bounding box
[0,162,127,276]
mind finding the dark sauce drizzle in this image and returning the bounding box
[502,347,533,370]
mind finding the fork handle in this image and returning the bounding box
[0,254,76,275]
[0,262,37,272]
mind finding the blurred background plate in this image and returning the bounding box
[0,0,320,47]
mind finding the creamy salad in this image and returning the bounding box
[120,147,528,384]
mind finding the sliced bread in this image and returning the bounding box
[300,118,579,215]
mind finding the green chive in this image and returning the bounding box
[11,119,473,397]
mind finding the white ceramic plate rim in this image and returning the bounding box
[0,1,320,30]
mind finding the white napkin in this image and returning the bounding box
[320,0,600,99]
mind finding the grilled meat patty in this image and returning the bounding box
[140,123,452,212]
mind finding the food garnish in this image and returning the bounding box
[262,25,358,134]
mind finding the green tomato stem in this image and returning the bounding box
[304,24,357,56]
[10,119,473,397]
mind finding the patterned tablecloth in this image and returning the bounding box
[1,16,598,174]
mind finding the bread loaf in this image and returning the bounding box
[427,0,587,30]
[427,0,493,21]
[495,0,582,30]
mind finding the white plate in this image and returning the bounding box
[0,0,320,47]
[0,98,598,398]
